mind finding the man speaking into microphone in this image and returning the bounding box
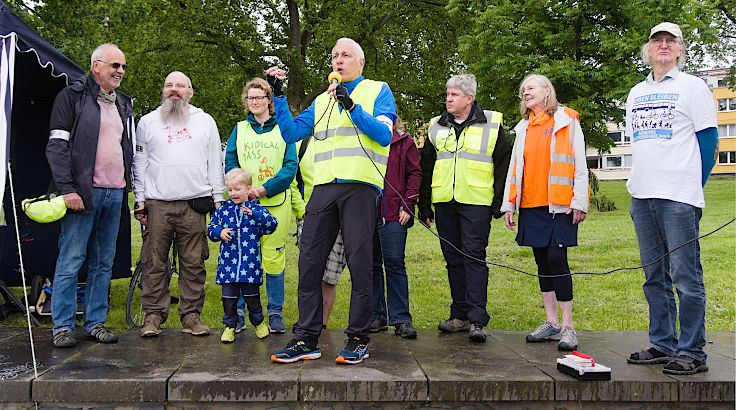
[267,37,396,365]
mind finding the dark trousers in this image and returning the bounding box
[141,200,208,323]
[295,183,379,341]
[434,201,492,326]
[222,283,262,327]
[532,246,573,301]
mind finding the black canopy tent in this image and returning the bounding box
[0,1,132,288]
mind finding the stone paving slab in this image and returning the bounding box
[412,330,554,402]
[0,327,733,406]
[585,330,735,402]
[168,329,299,402]
[33,328,209,403]
[0,327,96,403]
[493,330,679,402]
[298,329,428,402]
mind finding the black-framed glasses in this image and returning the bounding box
[247,96,269,102]
[96,60,128,70]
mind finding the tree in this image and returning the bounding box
[7,0,464,139]
[449,0,727,151]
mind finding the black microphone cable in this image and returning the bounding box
[334,105,735,279]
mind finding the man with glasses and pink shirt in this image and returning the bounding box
[46,43,134,348]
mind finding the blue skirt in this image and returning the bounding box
[515,206,578,248]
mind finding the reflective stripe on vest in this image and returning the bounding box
[312,79,388,187]
[428,110,502,205]
[236,120,287,207]
[508,107,578,207]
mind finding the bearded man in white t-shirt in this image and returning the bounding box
[624,22,718,376]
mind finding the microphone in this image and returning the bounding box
[328,71,342,85]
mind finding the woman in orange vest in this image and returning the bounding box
[501,74,588,351]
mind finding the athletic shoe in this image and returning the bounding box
[268,314,286,334]
[271,339,321,363]
[438,318,470,333]
[52,329,76,348]
[336,336,370,365]
[557,327,578,351]
[221,327,235,343]
[255,322,269,339]
[526,321,562,342]
[469,323,487,343]
[235,315,246,334]
[370,317,388,332]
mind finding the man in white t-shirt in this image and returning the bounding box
[624,22,718,375]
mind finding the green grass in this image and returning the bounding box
[2,178,734,332]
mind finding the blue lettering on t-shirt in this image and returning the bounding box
[631,93,679,142]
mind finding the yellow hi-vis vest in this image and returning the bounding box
[312,79,388,187]
[236,120,287,206]
[428,110,502,205]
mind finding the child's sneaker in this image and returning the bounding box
[255,322,269,339]
[336,336,369,365]
[221,327,235,343]
[235,315,246,334]
[271,339,321,363]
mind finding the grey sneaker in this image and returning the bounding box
[557,326,578,351]
[526,321,562,342]
[438,318,470,333]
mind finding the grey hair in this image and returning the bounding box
[640,37,687,69]
[518,73,559,120]
[334,38,365,61]
[90,43,121,70]
[446,74,477,96]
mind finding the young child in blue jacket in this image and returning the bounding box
[208,168,278,343]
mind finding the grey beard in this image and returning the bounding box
[160,97,189,126]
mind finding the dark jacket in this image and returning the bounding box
[46,74,134,214]
[380,129,422,227]
[418,100,511,221]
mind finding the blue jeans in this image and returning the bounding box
[630,198,707,362]
[372,220,412,325]
[52,188,123,334]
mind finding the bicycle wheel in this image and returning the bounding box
[126,262,145,327]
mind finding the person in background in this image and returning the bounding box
[501,73,588,351]
[371,116,421,339]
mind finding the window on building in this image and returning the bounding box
[603,154,632,170]
[718,124,736,138]
[587,157,601,169]
[718,78,729,88]
[607,131,630,145]
[718,151,736,164]
[717,98,736,112]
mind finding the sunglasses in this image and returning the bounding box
[96,60,128,70]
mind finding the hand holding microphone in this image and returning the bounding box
[328,71,354,112]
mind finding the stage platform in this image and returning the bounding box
[0,327,733,409]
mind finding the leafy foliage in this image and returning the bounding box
[449,0,732,151]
